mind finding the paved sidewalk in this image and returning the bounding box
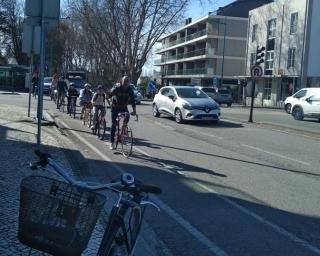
[0,104,154,255]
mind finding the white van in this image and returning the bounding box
[284,88,320,113]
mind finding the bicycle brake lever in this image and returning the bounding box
[140,200,161,212]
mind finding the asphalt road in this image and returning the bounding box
[3,92,320,256]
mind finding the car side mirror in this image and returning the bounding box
[306,97,312,103]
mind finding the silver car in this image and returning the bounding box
[152,86,221,123]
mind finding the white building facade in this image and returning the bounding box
[246,0,320,107]
[154,14,248,101]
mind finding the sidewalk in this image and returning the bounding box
[0,104,156,255]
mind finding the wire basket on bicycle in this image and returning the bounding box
[18,175,106,256]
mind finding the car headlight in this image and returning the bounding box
[182,103,193,110]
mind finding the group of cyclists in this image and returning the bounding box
[49,75,137,150]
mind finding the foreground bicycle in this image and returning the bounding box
[19,150,161,256]
[114,112,138,157]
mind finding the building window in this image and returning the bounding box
[250,53,256,66]
[267,19,276,39]
[265,51,274,70]
[290,12,298,34]
[264,79,272,100]
[252,24,257,42]
[287,47,296,68]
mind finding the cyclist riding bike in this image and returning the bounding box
[56,76,68,109]
[91,85,109,130]
[67,83,79,114]
[109,76,136,150]
[79,83,93,119]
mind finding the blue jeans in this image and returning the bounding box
[111,107,128,143]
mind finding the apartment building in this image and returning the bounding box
[154,14,248,90]
[246,0,320,107]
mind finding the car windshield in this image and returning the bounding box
[68,79,85,89]
[201,88,216,93]
[176,88,208,99]
[44,78,52,83]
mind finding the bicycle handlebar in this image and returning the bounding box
[31,150,161,195]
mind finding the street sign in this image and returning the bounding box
[22,24,41,55]
[25,0,60,19]
[250,65,263,78]
[278,68,284,76]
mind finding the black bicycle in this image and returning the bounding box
[68,96,77,118]
[19,150,161,256]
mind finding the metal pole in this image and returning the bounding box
[248,80,256,122]
[220,16,227,88]
[28,54,33,117]
[28,26,35,117]
[37,0,46,145]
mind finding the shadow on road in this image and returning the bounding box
[1,121,320,255]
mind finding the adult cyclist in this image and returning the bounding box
[108,76,136,150]
[56,76,68,109]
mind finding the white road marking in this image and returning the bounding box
[195,182,320,256]
[135,146,320,255]
[183,127,224,140]
[58,119,228,256]
[241,144,310,166]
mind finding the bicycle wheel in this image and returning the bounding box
[99,119,106,140]
[98,206,142,256]
[121,125,133,157]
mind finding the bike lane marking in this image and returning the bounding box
[241,144,310,166]
[134,146,320,256]
[57,119,229,256]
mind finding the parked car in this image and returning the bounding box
[43,77,52,95]
[152,86,220,123]
[197,86,233,107]
[130,84,142,104]
[284,88,320,113]
[291,93,320,121]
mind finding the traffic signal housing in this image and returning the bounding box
[255,46,265,65]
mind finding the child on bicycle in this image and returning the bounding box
[67,83,79,114]
[79,83,93,119]
[91,85,110,130]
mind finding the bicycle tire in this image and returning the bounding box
[98,206,142,256]
[121,125,133,157]
[99,119,106,140]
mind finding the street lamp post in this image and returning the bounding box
[210,15,227,88]
[220,16,227,87]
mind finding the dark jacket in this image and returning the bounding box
[109,85,135,110]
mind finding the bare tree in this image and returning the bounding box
[0,0,27,65]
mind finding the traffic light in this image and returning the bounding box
[255,46,265,65]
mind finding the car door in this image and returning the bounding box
[156,88,169,113]
[292,89,308,104]
[166,88,177,116]
[304,94,320,117]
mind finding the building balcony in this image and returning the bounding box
[160,29,209,50]
[154,48,215,65]
[163,68,214,77]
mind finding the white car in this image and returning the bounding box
[284,88,320,113]
[152,86,221,123]
[291,93,320,121]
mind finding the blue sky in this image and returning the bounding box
[185,0,235,20]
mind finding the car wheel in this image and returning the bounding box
[285,103,292,114]
[175,108,184,123]
[153,104,160,117]
[227,103,232,107]
[292,106,304,120]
